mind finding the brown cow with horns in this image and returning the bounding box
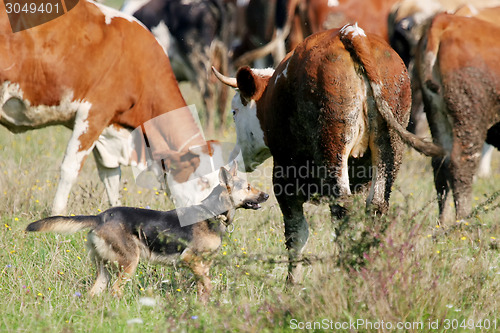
[214,24,443,282]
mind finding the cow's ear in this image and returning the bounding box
[236,66,268,102]
[236,66,257,99]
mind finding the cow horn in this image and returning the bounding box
[212,66,237,88]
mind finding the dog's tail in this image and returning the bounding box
[26,215,100,234]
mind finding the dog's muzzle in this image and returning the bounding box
[244,192,269,210]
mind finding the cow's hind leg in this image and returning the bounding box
[366,124,403,214]
[93,151,122,207]
[449,129,484,220]
[420,71,456,222]
[282,200,308,285]
[432,155,452,222]
[274,180,308,284]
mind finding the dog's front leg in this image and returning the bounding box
[181,249,212,303]
[195,263,212,304]
[219,208,235,226]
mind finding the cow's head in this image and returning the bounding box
[213,66,273,172]
[388,0,442,67]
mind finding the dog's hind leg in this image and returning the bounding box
[87,235,112,297]
[90,259,111,297]
[88,229,140,297]
[111,246,140,298]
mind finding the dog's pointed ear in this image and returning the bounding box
[219,166,234,189]
[229,161,238,176]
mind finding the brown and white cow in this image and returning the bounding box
[389,0,500,83]
[215,24,442,282]
[0,0,209,215]
[389,0,500,175]
[416,12,500,222]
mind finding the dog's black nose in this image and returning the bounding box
[262,193,269,201]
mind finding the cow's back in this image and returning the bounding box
[263,28,410,164]
[0,0,186,129]
[423,13,500,130]
[416,12,500,221]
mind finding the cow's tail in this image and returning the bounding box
[416,13,447,95]
[339,23,445,157]
[26,215,100,234]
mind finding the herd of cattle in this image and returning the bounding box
[1,0,499,283]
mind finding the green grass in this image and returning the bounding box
[103,0,125,10]
[1,87,500,331]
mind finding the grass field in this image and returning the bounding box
[1,1,499,332]
[1,78,499,332]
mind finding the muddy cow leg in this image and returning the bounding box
[326,150,352,219]
[366,122,404,215]
[422,87,454,223]
[432,155,454,223]
[274,170,308,284]
[449,129,484,220]
[432,155,452,222]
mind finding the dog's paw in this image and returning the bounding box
[216,215,227,223]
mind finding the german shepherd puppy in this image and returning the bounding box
[26,163,268,301]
